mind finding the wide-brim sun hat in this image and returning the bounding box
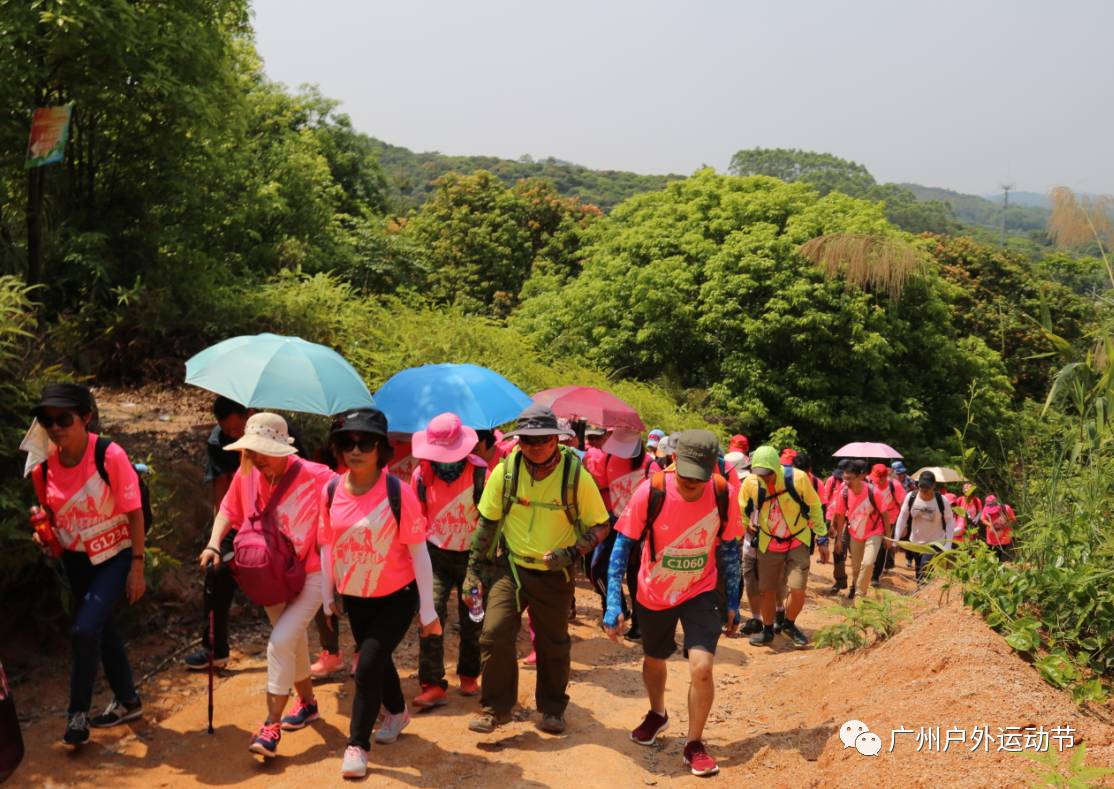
[225,412,298,457]
[412,411,478,464]
[603,428,642,459]
[505,403,574,438]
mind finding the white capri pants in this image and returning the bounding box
[264,571,323,695]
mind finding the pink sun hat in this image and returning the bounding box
[411,412,479,463]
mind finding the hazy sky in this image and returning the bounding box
[254,0,1113,196]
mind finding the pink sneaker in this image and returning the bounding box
[522,650,537,667]
[683,739,719,777]
[248,721,282,758]
[310,650,344,678]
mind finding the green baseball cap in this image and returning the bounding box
[674,429,719,481]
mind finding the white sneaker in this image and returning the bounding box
[341,745,368,779]
[374,707,411,744]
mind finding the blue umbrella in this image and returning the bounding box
[373,363,531,433]
[185,333,373,416]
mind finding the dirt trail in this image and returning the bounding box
[6,388,1113,787]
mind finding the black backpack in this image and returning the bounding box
[40,436,153,530]
[902,490,947,523]
[643,470,731,562]
[325,473,402,526]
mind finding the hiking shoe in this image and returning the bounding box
[468,711,512,733]
[280,697,319,731]
[248,721,281,758]
[683,740,720,777]
[537,714,566,734]
[826,582,847,595]
[63,711,90,746]
[310,650,344,678]
[773,610,787,634]
[340,745,368,779]
[184,648,228,671]
[630,710,669,746]
[741,617,763,635]
[748,628,775,646]
[413,683,448,708]
[847,586,856,601]
[459,676,480,696]
[625,624,642,641]
[375,708,411,744]
[90,697,142,728]
[522,650,537,667]
[783,623,809,648]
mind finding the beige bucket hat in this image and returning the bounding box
[224,412,298,457]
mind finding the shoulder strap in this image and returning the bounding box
[865,483,882,515]
[713,473,730,539]
[472,462,486,506]
[501,452,522,519]
[934,491,946,518]
[94,436,112,486]
[326,476,341,509]
[644,471,667,563]
[416,461,431,505]
[782,468,805,510]
[560,448,582,530]
[386,473,402,527]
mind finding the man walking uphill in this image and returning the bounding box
[739,445,825,648]
[603,430,742,777]
[464,404,610,735]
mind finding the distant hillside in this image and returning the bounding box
[984,191,1051,209]
[901,183,1049,235]
[369,138,681,212]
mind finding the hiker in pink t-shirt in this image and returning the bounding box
[198,412,333,760]
[603,430,742,778]
[868,463,904,582]
[318,408,440,779]
[954,484,983,543]
[408,412,488,709]
[981,494,1017,561]
[586,428,654,640]
[827,459,891,600]
[28,383,146,747]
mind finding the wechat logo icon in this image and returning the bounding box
[840,720,883,757]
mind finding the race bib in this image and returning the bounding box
[83,517,131,565]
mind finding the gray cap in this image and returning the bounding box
[674,429,720,482]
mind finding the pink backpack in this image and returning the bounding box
[232,460,306,607]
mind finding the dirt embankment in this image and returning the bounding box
[5,387,1113,787]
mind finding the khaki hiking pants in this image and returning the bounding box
[849,536,883,596]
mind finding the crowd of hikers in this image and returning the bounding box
[25,382,1019,779]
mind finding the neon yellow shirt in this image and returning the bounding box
[478,448,609,570]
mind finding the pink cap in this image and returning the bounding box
[411,412,479,463]
[603,428,643,459]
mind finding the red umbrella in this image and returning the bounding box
[533,386,645,431]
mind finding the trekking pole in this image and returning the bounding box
[204,565,215,735]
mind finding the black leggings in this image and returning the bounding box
[343,583,417,750]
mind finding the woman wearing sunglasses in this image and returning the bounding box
[318,408,440,779]
[198,412,333,760]
[29,383,146,746]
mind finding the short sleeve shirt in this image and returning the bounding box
[219,457,332,573]
[411,459,487,553]
[477,449,609,570]
[828,484,886,541]
[319,472,427,597]
[32,434,142,563]
[616,474,743,611]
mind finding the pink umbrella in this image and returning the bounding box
[533,386,645,431]
[833,441,903,459]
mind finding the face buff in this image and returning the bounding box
[523,448,561,481]
[432,460,467,484]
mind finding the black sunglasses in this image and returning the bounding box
[38,412,76,429]
[335,433,379,453]
[520,434,556,446]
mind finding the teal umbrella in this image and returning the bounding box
[185,333,373,416]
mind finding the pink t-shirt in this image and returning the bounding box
[828,483,886,541]
[411,458,487,553]
[984,505,1016,546]
[388,440,419,481]
[219,457,332,574]
[870,477,904,521]
[616,474,743,611]
[602,452,654,517]
[32,434,142,564]
[319,472,427,598]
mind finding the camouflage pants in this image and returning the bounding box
[418,543,482,689]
